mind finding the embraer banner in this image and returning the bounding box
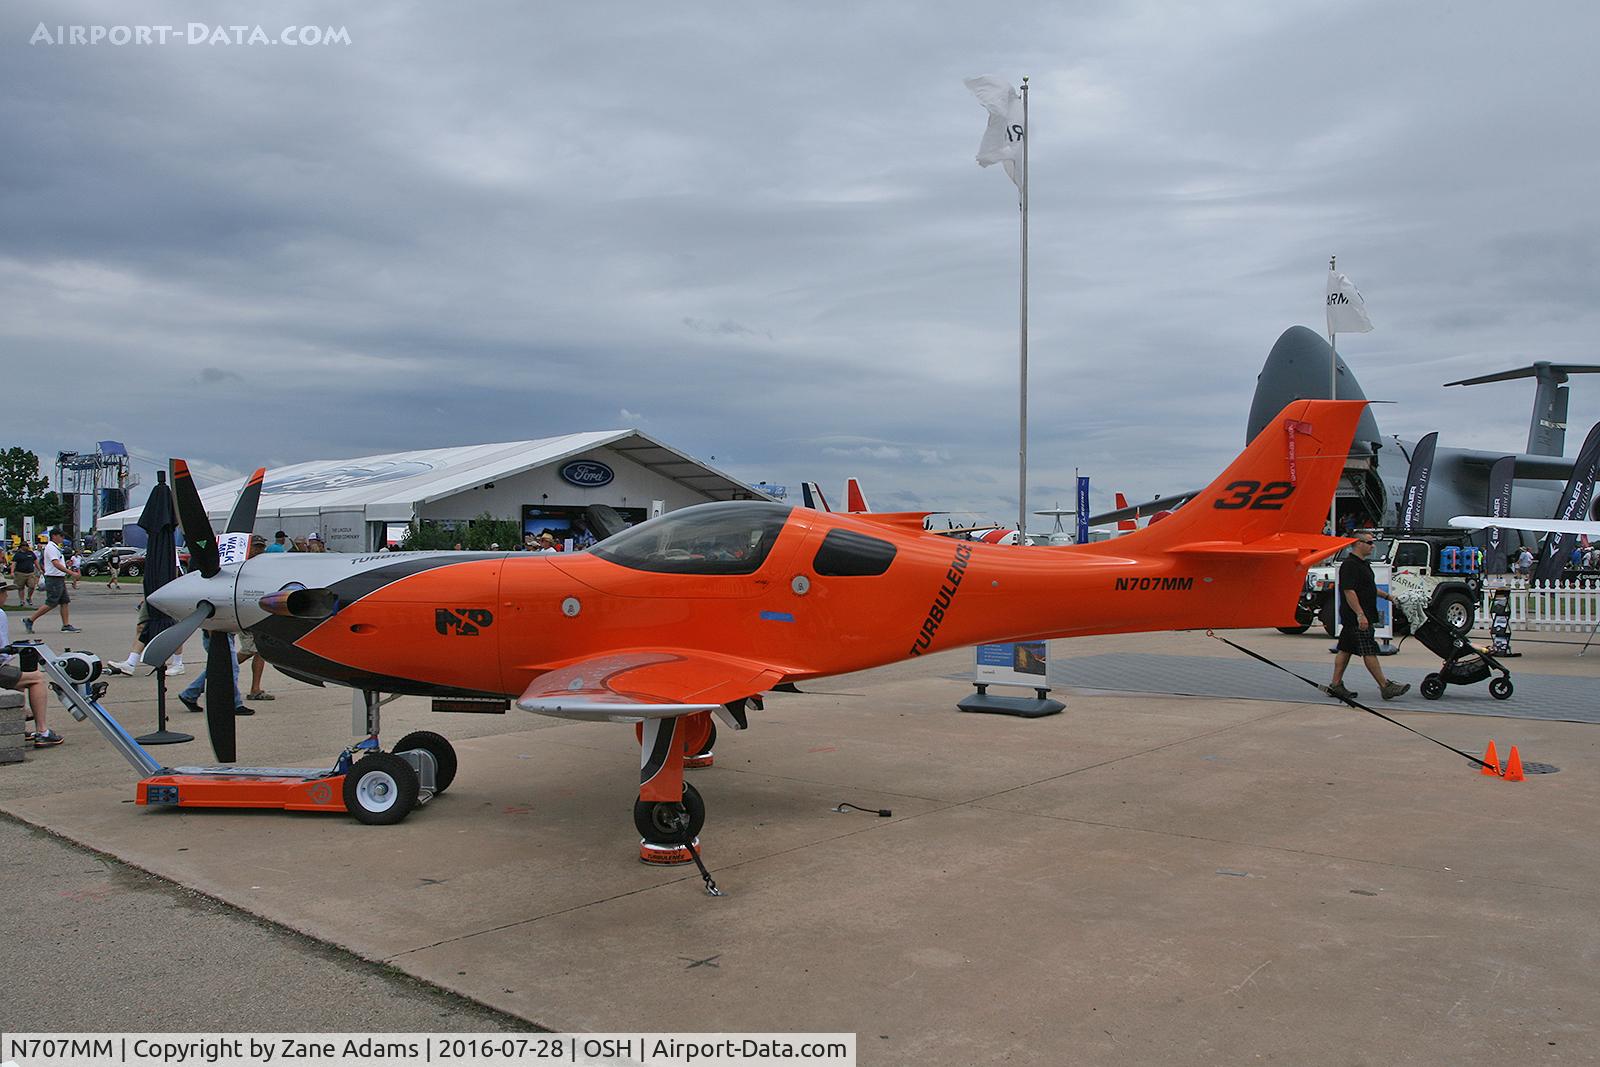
[1398,431,1438,533]
[1535,420,1600,581]
[1485,454,1515,573]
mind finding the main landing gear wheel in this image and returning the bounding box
[634,781,706,844]
[1489,676,1514,701]
[343,751,420,825]
[1278,624,1311,635]
[1421,673,1446,700]
[394,730,457,793]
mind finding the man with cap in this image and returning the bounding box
[266,531,289,553]
[0,582,62,746]
[24,529,81,634]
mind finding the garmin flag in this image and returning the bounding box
[1534,420,1600,581]
[965,75,1024,190]
[1326,270,1374,334]
[1076,476,1090,544]
[1398,432,1438,533]
[1484,455,1515,573]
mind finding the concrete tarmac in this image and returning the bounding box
[4,585,1598,1064]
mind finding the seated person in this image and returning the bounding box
[0,583,61,747]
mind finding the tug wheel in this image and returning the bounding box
[343,752,419,825]
[1489,676,1514,701]
[634,781,705,844]
[394,730,457,793]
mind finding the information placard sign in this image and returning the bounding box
[975,641,1049,688]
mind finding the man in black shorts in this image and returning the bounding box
[1327,532,1409,701]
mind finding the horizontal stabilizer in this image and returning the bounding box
[1166,533,1349,567]
[849,511,934,534]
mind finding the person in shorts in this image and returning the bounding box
[0,583,62,746]
[25,529,80,634]
[240,534,273,700]
[1326,531,1409,701]
[10,542,39,606]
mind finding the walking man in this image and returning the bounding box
[24,530,81,634]
[1327,531,1408,701]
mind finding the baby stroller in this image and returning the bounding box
[1407,601,1514,701]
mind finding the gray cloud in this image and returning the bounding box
[6,0,1600,520]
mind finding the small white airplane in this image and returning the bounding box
[1449,515,1600,537]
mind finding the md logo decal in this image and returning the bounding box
[435,608,495,636]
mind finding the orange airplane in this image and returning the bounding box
[144,400,1363,851]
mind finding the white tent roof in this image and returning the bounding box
[99,429,769,530]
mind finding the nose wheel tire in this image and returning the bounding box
[634,781,705,844]
[393,730,458,793]
[1420,674,1446,700]
[1489,676,1514,701]
[344,751,420,825]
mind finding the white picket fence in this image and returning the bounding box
[1479,579,1600,632]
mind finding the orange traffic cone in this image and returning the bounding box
[1503,746,1525,782]
[1480,740,1501,777]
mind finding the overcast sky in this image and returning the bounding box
[7,1,1600,527]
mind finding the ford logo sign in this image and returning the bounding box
[560,460,615,488]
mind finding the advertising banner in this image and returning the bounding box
[975,641,1049,688]
[1535,421,1600,581]
[1397,432,1438,532]
[1484,454,1515,573]
[1075,477,1090,544]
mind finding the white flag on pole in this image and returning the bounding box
[964,75,1024,189]
[1326,270,1374,334]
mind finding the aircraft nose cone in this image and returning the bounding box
[147,572,206,619]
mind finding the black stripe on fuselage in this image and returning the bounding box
[249,554,510,698]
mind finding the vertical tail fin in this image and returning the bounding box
[845,477,871,513]
[1086,400,1365,556]
[1114,492,1138,532]
[800,482,831,512]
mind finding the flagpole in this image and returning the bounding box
[1018,76,1030,546]
[1327,254,1338,536]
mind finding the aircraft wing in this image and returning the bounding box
[1449,447,1575,482]
[1449,515,1600,537]
[517,649,786,723]
[1087,491,1198,527]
